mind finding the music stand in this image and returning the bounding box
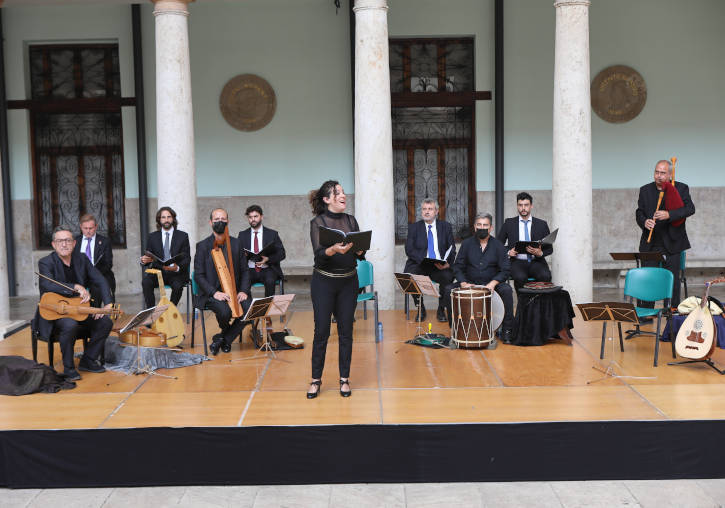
[577,302,654,384]
[117,305,177,379]
[236,295,292,362]
[394,272,439,339]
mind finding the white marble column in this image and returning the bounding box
[353,0,395,310]
[552,0,592,304]
[153,0,197,249]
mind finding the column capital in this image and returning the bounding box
[152,0,194,17]
[353,0,388,13]
[554,0,591,7]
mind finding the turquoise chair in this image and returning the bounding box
[680,251,688,299]
[189,271,209,356]
[623,267,674,366]
[356,260,379,339]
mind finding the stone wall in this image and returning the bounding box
[12,186,723,300]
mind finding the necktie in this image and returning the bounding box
[163,232,171,261]
[523,220,532,262]
[85,238,92,263]
[427,225,435,259]
[254,231,261,272]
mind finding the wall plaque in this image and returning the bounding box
[591,65,646,123]
[219,74,276,132]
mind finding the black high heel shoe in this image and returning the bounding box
[307,380,322,399]
[339,378,351,397]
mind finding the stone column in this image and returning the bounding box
[353,0,395,311]
[153,0,197,250]
[0,162,8,324]
[552,0,592,303]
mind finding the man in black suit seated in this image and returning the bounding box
[497,192,553,291]
[73,213,115,306]
[35,226,114,380]
[140,206,191,309]
[238,205,286,298]
[453,213,515,343]
[194,208,251,355]
[637,159,695,306]
[404,198,457,323]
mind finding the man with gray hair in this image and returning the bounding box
[636,159,695,306]
[403,198,456,323]
[453,213,514,343]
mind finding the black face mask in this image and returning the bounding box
[475,228,489,239]
[212,221,227,234]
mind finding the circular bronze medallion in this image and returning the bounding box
[591,65,646,123]
[219,74,276,131]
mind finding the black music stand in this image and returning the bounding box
[577,302,653,383]
[395,272,439,339]
[118,305,177,379]
[236,296,294,362]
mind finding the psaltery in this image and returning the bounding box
[212,225,243,318]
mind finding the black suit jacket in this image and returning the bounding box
[497,216,553,264]
[73,233,115,294]
[193,234,249,308]
[404,219,457,273]
[33,251,112,340]
[237,226,286,280]
[142,229,191,279]
[636,181,695,254]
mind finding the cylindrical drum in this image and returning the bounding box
[450,286,492,348]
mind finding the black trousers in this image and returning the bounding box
[640,247,681,307]
[510,258,551,289]
[311,271,358,379]
[142,270,186,308]
[410,265,454,312]
[53,316,113,370]
[88,273,115,308]
[205,297,251,345]
[247,267,278,297]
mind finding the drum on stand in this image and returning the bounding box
[450,286,493,349]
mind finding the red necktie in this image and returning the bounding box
[254,231,261,272]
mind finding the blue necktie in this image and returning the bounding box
[523,220,532,262]
[427,225,435,259]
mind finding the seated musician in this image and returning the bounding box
[73,213,115,306]
[34,226,114,381]
[194,208,250,355]
[453,213,514,344]
[140,206,191,310]
[403,198,456,323]
[238,205,286,298]
[497,192,552,290]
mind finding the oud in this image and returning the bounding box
[674,277,725,360]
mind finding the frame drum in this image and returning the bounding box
[450,287,493,348]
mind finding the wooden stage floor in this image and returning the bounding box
[3,308,725,431]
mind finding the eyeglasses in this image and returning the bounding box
[53,239,74,245]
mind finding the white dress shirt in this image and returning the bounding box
[248,226,268,268]
[517,216,532,261]
[82,235,96,265]
[424,220,441,260]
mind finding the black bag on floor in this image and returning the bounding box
[0,356,76,395]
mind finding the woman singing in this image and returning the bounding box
[307,180,364,399]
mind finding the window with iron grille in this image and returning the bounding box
[390,37,477,242]
[29,44,126,248]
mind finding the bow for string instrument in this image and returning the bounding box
[35,271,122,321]
[212,224,243,318]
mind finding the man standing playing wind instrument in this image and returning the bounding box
[636,159,695,306]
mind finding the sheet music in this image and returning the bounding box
[267,294,295,316]
[410,274,440,297]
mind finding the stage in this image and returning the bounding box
[2,307,725,487]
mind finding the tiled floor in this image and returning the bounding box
[4,478,725,507]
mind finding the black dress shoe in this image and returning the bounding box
[436,306,447,322]
[63,368,81,381]
[220,340,232,353]
[209,334,223,356]
[78,357,105,373]
[307,380,322,399]
[339,378,352,397]
[501,329,513,344]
